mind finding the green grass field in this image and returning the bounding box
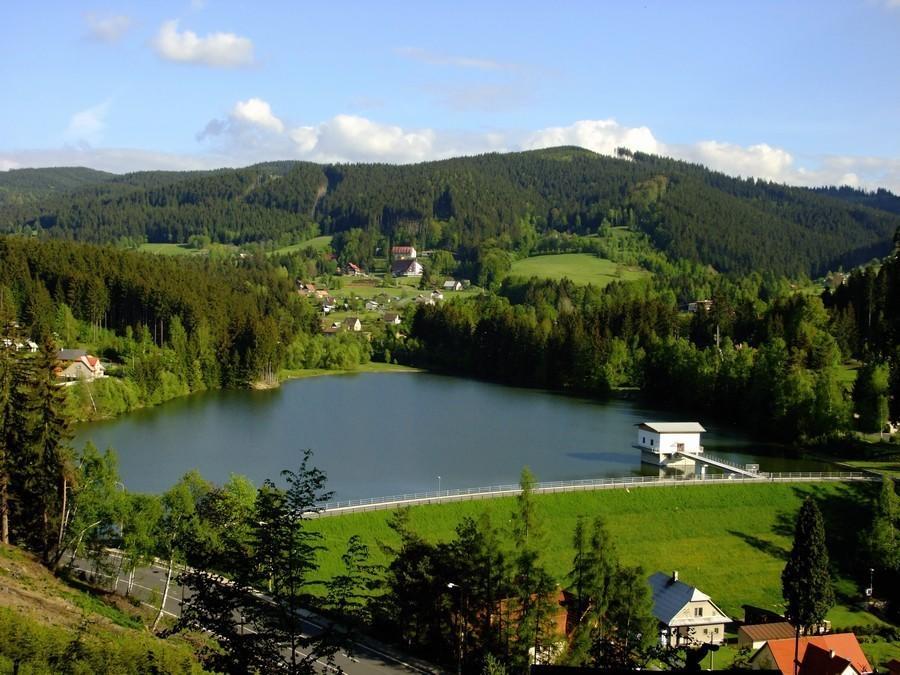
[311,483,876,621]
[507,253,650,287]
[310,481,900,667]
[271,235,333,255]
[137,243,197,256]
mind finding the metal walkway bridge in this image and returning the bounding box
[674,450,761,478]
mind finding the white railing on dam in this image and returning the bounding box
[315,471,879,517]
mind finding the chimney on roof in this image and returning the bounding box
[830,650,836,659]
[672,570,679,583]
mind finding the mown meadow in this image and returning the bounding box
[311,482,878,622]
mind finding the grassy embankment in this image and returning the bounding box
[309,481,900,668]
[506,252,650,287]
[0,543,206,672]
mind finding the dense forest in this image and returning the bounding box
[0,236,373,418]
[402,234,900,443]
[3,148,900,276]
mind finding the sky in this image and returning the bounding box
[1,1,899,191]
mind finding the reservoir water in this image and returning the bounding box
[75,372,828,499]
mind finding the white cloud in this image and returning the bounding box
[524,119,664,156]
[84,13,133,43]
[231,98,284,133]
[0,147,228,174]
[199,100,440,164]
[309,115,436,163]
[680,140,795,180]
[6,104,900,193]
[396,47,515,71]
[153,20,254,68]
[64,101,111,144]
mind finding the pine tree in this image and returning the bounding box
[565,516,618,665]
[509,467,557,669]
[782,498,834,675]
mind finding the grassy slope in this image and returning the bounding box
[507,253,650,287]
[311,482,900,666]
[137,243,199,256]
[312,484,897,642]
[0,543,205,672]
[270,235,333,254]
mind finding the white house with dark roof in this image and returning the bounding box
[648,571,729,647]
[391,258,423,277]
[635,422,705,467]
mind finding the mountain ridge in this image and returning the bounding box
[2,147,898,276]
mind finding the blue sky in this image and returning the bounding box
[2,1,899,190]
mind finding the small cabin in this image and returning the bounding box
[636,422,705,467]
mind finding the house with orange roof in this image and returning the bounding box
[56,349,106,382]
[749,633,873,675]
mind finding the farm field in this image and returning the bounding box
[507,253,650,287]
[309,481,900,667]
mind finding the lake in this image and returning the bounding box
[75,372,828,499]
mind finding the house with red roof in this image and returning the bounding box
[56,349,106,382]
[390,245,417,260]
[749,633,873,675]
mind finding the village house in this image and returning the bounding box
[431,290,444,301]
[343,262,364,276]
[1,338,39,352]
[648,571,730,647]
[737,622,796,651]
[443,279,464,292]
[414,294,435,306]
[391,245,417,260]
[322,297,337,313]
[296,281,316,295]
[383,312,401,325]
[749,633,873,675]
[687,299,714,313]
[365,300,379,311]
[391,258,423,277]
[342,317,362,332]
[56,349,106,382]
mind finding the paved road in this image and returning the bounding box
[72,553,439,675]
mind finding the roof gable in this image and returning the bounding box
[756,634,872,675]
[648,572,727,625]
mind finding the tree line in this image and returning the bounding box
[403,244,900,442]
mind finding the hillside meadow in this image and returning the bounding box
[507,253,650,287]
[310,482,879,623]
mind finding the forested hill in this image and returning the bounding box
[0,166,117,205]
[3,148,899,276]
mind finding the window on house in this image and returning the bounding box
[650,438,654,446]
[714,627,719,633]
[694,607,703,617]
[642,436,646,444]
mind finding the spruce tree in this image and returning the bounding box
[782,497,834,675]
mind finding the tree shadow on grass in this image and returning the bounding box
[726,530,789,561]
[773,482,878,590]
